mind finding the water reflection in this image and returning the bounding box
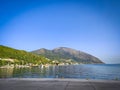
[0,68,13,78]
[0,64,120,80]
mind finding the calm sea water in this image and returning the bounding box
[0,64,120,80]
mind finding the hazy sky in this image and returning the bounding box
[0,0,120,63]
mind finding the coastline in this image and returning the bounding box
[0,78,120,82]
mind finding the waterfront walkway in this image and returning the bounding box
[0,78,120,90]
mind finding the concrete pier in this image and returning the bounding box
[0,78,120,90]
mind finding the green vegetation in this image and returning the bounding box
[0,45,50,66]
[0,45,103,67]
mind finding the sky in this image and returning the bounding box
[0,0,120,64]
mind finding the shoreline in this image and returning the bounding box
[0,78,120,82]
[0,63,119,68]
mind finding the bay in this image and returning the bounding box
[0,64,120,80]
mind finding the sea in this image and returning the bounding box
[0,64,120,80]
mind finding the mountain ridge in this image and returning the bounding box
[0,45,49,66]
[31,47,104,64]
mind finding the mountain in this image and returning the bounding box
[0,45,49,66]
[31,47,104,64]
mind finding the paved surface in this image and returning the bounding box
[0,78,120,90]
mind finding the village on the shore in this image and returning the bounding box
[0,58,79,68]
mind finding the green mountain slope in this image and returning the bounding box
[31,47,104,64]
[0,45,49,66]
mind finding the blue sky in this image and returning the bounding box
[0,0,120,63]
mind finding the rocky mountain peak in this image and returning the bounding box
[31,47,104,64]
